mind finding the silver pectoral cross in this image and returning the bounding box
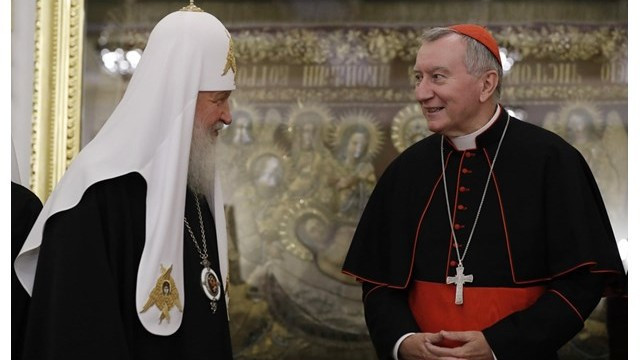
[446,265,473,305]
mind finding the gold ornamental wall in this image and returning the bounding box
[218,24,627,360]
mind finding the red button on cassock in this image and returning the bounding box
[454,224,464,230]
[457,205,466,210]
[450,260,457,267]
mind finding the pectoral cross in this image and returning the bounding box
[446,265,473,305]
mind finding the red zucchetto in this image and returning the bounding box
[449,24,502,67]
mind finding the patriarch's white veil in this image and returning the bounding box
[15,9,235,335]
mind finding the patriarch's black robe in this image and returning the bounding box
[342,108,624,360]
[21,173,232,360]
[12,182,43,360]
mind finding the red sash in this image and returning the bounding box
[409,280,545,347]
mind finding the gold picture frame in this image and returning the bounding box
[30,0,84,200]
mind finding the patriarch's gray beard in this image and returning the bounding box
[187,122,217,196]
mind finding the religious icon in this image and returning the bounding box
[140,264,183,324]
[391,103,433,153]
[208,274,219,296]
[564,105,603,149]
[294,211,332,254]
[201,267,221,300]
[279,203,330,261]
[285,104,334,203]
[249,150,286,198]
[222,103,261,146]
[231,146,289,287]
[329,111,383,220]
[231,114,254,145]
[272,201,368,341]
[264,107,284,129]
[548,102,627,239]
[217,102,262,197]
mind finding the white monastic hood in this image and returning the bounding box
[15,9,235,336]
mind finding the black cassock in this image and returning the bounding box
[22,173,232,360]
[12,182,43,360]
[343,108,625,360]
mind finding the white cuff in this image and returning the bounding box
[392,332,415,360]
[492,350,498,360]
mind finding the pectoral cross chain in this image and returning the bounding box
[446,265,473,305]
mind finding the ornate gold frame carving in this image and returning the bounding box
[232,25,626,65]
[30,0,84,200]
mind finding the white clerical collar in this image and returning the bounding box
[450,106,501,150]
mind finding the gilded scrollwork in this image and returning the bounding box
[233,27,420,65]
[363,28,416,63]
[235,84,627,104]
[230,25,625,66]
[235,88,414,103]
[500,84,627,102]
[494,25,627,62]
